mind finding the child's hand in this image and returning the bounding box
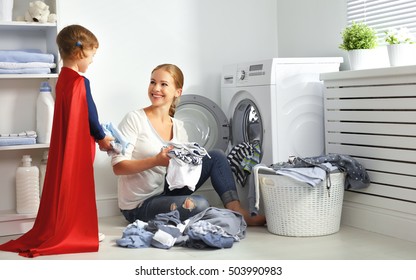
[98,135,114,151]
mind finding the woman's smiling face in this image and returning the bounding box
[148,68,181,106]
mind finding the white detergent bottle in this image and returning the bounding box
[36,81,54,144]
[16,155,40,214]
[39,150,48,196]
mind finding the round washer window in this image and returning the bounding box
[231,99,263,150]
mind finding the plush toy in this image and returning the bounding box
[24,1,57,23]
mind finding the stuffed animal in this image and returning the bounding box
[24,1,57,23]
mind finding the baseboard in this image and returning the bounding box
[341,200,416,243]
[96,195,120,218]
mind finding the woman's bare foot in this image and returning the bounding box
[225,201,266,226]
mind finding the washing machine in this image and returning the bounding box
[175,57,342,207]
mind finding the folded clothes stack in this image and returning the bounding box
[0,50,56,74]
[0,131,37,146]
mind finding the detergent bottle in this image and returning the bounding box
[36,82,54,144]
[16,155,40,214]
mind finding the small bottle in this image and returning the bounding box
[39,150,48,196]
[36,82,55,144]
[16,155,40,214]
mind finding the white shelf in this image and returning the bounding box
[0,21,56,30]
[0,73,58,79]
[0,144,49,151]
[0,210,36,223]
[0,0,58,236]
[0,210,36,237]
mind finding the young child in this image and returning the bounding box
[0,24,113,257]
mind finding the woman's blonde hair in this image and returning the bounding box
[56,24,99,60]
[152,64,184,117]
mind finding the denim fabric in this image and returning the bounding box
[121,149,240,222]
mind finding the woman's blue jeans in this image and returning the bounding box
[121,149,239,222]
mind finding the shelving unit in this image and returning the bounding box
[0,0,59,236]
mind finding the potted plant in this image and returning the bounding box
[339,22,380,70]
[384,27,416,66]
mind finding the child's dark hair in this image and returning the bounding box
[56,24,99,60]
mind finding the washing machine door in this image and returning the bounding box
[231,99,263,147]
[175,94,229,152]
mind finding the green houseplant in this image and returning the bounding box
[339,22,378,51]
[384,27,416,66]
[339,22,381,70]
[384,27,415,45]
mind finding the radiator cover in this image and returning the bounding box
[321,66,416,242]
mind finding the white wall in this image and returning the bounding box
[276,0,348,70]
[57,0,348,216]
[57,0,279,215]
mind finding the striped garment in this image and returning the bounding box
[227,142,261,187]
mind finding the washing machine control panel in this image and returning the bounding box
[238,69,246,81]
[236,62,272,86]
[222,59,275,87]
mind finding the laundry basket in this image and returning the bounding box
[259,172,345,237]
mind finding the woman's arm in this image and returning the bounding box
[112,146,173,175]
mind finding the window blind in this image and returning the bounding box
[347,0,416,44]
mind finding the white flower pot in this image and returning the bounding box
[387,44,416,67]
[348,48,389,70]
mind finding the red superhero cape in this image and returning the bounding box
[0,67,99,257]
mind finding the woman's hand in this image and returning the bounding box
[155,146,173,167]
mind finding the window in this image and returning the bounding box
[347,0,416,44]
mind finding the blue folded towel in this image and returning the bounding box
[0,131,37,146]
[101,122,132,155]
[0,68,51,74]
[0,138,36,146]
[0,50,55,63]
[0,62,56,69]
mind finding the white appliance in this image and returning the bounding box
[220,57,343,165]
[175,57,342,206]
[177,57,342,164]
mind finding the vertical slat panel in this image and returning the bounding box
[324,81,416,207]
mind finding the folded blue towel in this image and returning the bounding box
[101,122,132,155]
[0,138,36,146]
[0,62,56,69]
[0,50,54,63]
[0,68,51,74]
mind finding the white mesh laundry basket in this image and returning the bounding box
[259,172,345,237]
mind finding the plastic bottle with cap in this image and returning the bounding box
[16,155,40,214]
[36,81,55,144]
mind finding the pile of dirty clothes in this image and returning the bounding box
[249,154,371,216]
[116,207,246,250]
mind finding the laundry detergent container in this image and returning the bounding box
[259,171,345,237]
